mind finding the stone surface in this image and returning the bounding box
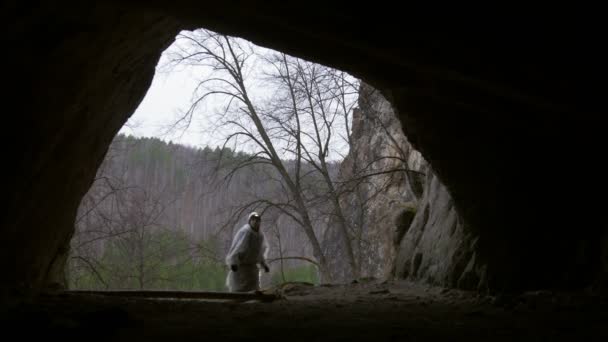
[4,281,608,341]
[395,170,485,290]
[2,3,183,299]
[337,84,483,291]
[327,83,426,281]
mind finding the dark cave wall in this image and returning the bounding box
[2,2,182,298]
[1,1,605,298]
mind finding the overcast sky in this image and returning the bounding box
[119,30,355,161]
[118,53,210,149]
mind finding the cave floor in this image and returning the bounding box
[4,280,607,341]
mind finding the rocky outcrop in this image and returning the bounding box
[395,170,485,290]
[328,83,427,281]
[338,84,485,290]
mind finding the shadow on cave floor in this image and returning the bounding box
[3,280,607,341]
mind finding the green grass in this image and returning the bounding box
[271,264,319,285]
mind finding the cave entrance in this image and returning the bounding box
[67,27,422,294]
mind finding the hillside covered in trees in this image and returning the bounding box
[69,135,320,290]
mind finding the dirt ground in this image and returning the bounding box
[3,280,607,341]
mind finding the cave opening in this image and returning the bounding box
[66,28,420,295]
[4,4,608,339]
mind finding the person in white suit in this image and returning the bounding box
[225,212,270,292]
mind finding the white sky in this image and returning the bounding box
[119,30,355,161]
[119,54,211,149]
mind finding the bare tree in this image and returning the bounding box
[164,29,425,283]
[166,30,340,281]
[260,53,362,278]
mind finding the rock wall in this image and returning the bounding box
[328,83,427,281]
[337,84,485,290]
[2,3,183,299]
[395,170,485,290]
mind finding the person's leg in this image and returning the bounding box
[226,270,235,292]
[235,265,258,292]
